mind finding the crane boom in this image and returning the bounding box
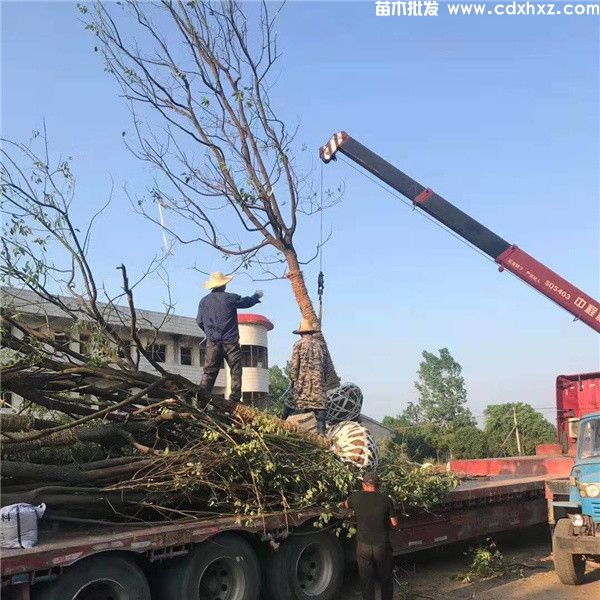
[320,131,600,334]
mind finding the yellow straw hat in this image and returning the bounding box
[204,272,233,289]
[293,318,321,335]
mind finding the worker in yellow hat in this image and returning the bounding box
[282,318,329,434]
[196,272,263,403]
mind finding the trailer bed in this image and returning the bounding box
[1,509,318,582]
[393,475,547,554]
[1,474,549,585]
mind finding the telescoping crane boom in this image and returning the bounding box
[320,131,600,334]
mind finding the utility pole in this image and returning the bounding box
[513,405,523,455]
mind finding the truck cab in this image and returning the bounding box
[551,411,600,584]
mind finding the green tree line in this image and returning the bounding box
[266,347,556,461]
[383,348,556,461]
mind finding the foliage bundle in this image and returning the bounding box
[0,316,458,524]
[0,321,336,520]
[378,439,459,515]
[457,538,508,583]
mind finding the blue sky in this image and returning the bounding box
[2,1,599,422]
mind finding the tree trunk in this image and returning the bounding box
[1,459,154,484]
[284,249,341,389]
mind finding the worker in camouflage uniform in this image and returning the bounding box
[282,318,329,434]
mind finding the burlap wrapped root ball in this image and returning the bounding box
[327,421,379,469]
[326,382,363,424]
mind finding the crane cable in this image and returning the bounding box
[337,155,495,266]
[336,154,588,324]
[317,162,325,324]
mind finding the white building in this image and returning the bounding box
[1,287,273,407]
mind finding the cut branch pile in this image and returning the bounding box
[1,315,457,524]
[1,315,350,522]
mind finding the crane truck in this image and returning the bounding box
[320,131,600,585]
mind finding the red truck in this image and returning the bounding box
[556,372,600,454]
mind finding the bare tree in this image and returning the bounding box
[3,133,163,367]
[84,0,341,386]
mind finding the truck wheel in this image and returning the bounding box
[266,532,344,600]
[32,555,150,600]
[153,533,260,600]
[553,518,586,585]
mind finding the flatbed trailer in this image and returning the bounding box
[1,475,550,600]
[392,475,547,554]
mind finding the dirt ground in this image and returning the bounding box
[340,525,600,599]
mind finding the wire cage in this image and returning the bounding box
[326,382,363,424]
[327,421,379,470]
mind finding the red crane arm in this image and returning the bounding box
[320,131,600,333]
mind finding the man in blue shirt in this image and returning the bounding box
[196,272,263,403]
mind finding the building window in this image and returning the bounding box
[240,345,268,369]
[241,345,252,368]
[118,343,131,360]
[1,391,13,408]
[53,332,70,351]
[180,346,192,366]
[255,346,268,369]
[148,343,166,363]
[242,391,268,406]
[79,334,90,355]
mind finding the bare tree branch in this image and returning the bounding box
[86,0,342,385]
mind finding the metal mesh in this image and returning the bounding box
[326,382,363,424]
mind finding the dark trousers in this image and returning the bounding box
[356,542,394,600]
[200,341,242,402]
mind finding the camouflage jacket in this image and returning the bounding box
[289,336,329,410]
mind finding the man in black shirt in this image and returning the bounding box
[196,272,263,403]
[345,472,398,600]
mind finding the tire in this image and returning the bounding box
[553,518,586,585]
[153,533,260,600]
[32,555,150,600]
[266,532,344,600]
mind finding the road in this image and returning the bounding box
[340,525,600,599]
[476,569,600,600]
